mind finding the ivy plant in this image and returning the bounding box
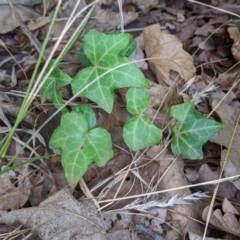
[170,102,223,159]
[71,29,150,113]
[40,29,223,188]
[123,87,162,151]
[49,107,113,188]
[40,60,72,113]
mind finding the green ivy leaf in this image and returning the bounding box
[120,39,137,57]
[40,60,72,113]
[49,112,113,188]
[110,31,137,57]
[72,104,96,129]
[170,102,223,160]
[76,48,93,67]
[71,29,150,113]
[123,114,162,151]
[126,87,149,115]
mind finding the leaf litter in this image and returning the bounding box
[1,0,240,239]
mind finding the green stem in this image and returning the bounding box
[0,1,62,159]
[0,3,96,166]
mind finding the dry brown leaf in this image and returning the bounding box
[168,85,184,107]
[97,9,138,30]
[144,81,171,127]
[28,162,57,206]
[163,7,185,20]
[101,209,166,240]
[27,16,52,31]
[132,0,158,8]
[228,27,240,46]
[107,229,132,240]
[192,163,238,200]
[1,102,36,126]
[0,189,107,240]
[177,16,198,43]
[98,160,160,210]
[129,47,148,71]
[0,170,31,211]
[228,27,240,62]
[143,24,195,85]
[202,203,240,236]
[46,155,68,190]
[146,145,202,237]
[222,198,239,215]
[195,24,215,37]
[0,4,40,34]
[188,232,225,240]
[210,100,240,190]
[190,36,215,51]
[216,65,240,90]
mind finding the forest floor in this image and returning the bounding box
[0,0,240,239]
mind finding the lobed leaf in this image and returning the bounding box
[40,60,72,112]
[120,39,137,57]
[123,114,162,151]
[76,48,93,67]
[71,29,150,113]
[170,102,223,159]
[126,87,149,115]
[72,104,96,129]
[49,112,113,188]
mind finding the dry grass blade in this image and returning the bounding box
[123,192,209,212]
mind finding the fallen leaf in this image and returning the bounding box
[0,189,108,240]
[195,23,215,37]
[97,9,138,31]
[0,0,41,6]
[222,197,239,215]
[132,0,158,8]
[129,46,148,71]
[168,85,184,107]
[28,162,57,206]
[202,202,240,236]
[228,27,240,61]
[216,65,240,90]
[27,16,52,31]
[0,4,40,34]
[176,16,198,43]
[166,0,185,9]
[193,163,238,200]
[143,24,195,85]
[0,169,31,211]
[146,145,202,237]
[210,99,240,190]
[101,209,165,240]
[188,232,225,240]
[98,159,160,210]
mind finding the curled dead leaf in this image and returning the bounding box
[210,99,240,191]
[146,145,202,237]
[143,24,195,85]
[0,4,40,34]
[97,9,138,30]
[0,170,31,211]
[228,27,240,62]
[0,189,107,240]
[202,199,240,236]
